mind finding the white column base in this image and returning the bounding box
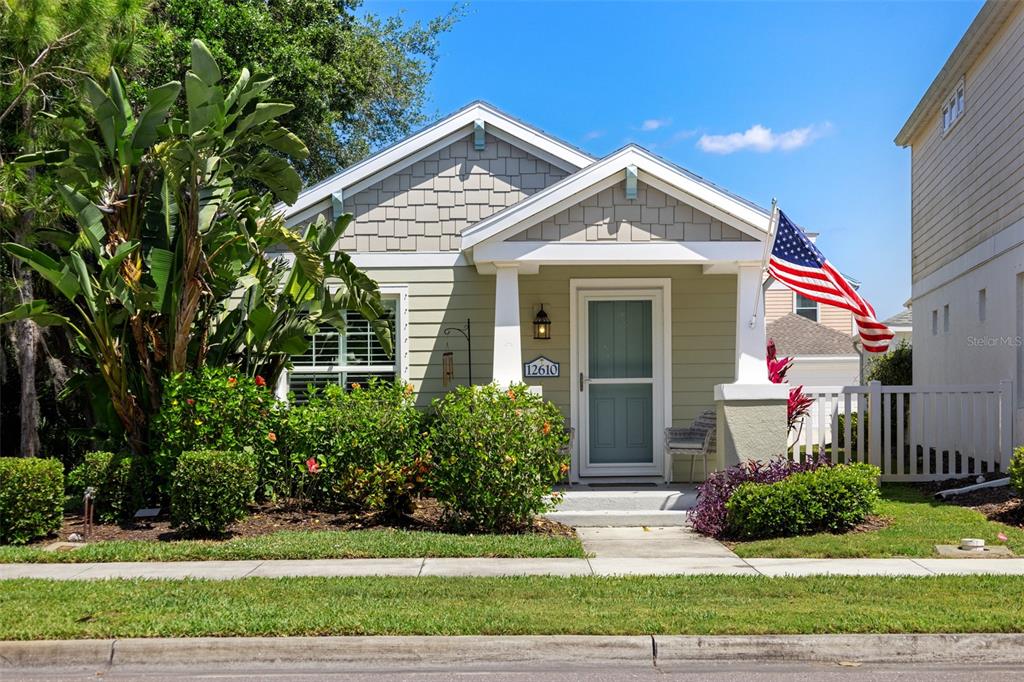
[714,383,789,467]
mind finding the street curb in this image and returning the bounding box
[653,634,1024,665]
[3,634,1024,669]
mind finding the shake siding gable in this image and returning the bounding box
[505,180,755,243]
[311,132,569,252]
[908,4,1024,281]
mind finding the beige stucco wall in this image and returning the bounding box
[507,180,754,243]
[908,3,1024,282]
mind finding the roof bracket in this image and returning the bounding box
[625,164,638,200]
[473,119,486,151]
[331,189,344,219]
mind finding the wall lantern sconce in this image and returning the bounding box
[533,305,551,340]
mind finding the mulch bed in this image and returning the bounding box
[38,497,576,546]
[933,485,1024,529]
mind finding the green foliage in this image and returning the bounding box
[151,367,286,499]
[428,384,569,531]
[1010,447,1024,496]
[283,380,427,517]
[867,340,912,386]
[132,0,461,183]
[66,451,140,522]
[1,40,388,459]
[726,463,881,540]
[170,450,257,535]
[0,457,64,544]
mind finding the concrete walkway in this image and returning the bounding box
[3,555,1024,580]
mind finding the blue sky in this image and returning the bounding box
[367,0,983,318]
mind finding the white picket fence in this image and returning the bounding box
[791,381,1015,481]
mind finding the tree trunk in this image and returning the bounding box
[12,256,40,457]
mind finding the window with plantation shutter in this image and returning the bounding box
[288,298,398,403]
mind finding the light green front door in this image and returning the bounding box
[580,293,663,476]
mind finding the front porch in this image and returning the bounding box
[456,146,789,483]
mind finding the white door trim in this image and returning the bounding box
[569,278,672,482]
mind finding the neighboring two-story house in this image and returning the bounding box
[894,0,1023,444]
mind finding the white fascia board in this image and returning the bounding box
[349,252,471,268]
[462,146,770,249]
[280,102,594,220]
[472,241,765,267]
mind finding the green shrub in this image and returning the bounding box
[428,383,569,531]
[0,458,64,545]
[152,367,286,499]
[1010,446,1024,495]
[283,379,427,517]
[170,450,257,535]
[66,451,140,522]
[726,463,881,540]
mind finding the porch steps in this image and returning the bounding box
[544,487,696,527]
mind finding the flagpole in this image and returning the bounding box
[748,198,778,328]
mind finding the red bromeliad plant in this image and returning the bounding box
[767,340,813,432]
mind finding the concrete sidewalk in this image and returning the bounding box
[3,555,1024,580]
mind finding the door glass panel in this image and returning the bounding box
[588,300,652,378]
[588,383,653,464]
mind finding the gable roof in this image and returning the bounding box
[281,101,595,221]
[883,308,913,330]
[461,145,771,249]
[767,313,857,357]
[895,1,1019,146]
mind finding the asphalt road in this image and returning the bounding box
[5,662,1023,681]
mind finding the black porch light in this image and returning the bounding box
[533,305,551,340]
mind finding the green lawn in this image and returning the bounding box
[0,529,584,563]
[2,575,1023,639]
[731,484,1024,558]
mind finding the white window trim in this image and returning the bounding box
[940,77,965,136]
[280,286,410,402]
[793,292,819,322]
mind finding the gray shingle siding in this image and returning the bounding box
[507,181,755,243]
[335,132,568,252]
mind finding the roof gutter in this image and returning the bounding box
[894,0,1018,147]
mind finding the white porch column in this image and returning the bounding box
[492,264,523,385]
[734,264,769,383]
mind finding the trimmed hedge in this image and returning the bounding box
[1010,446,1024,495]
[170,450,257,535]
[428,383,569,531]
[726,463,881,539]
[0,457,64,545]
[66,451,139,522]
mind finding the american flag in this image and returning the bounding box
[767,210,894,353]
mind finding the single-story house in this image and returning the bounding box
[766,313,860,387]
[882,307,912,347]
[280,102,791,483]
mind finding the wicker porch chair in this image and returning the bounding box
[664,409,717,483]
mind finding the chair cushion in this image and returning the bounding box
[667,438,703,451]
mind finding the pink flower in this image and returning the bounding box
[998,532,1008,543]
[306,457,320,474]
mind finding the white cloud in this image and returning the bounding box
[639,118,671,132]
[697,123,832,154]
[582,130,605,141]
